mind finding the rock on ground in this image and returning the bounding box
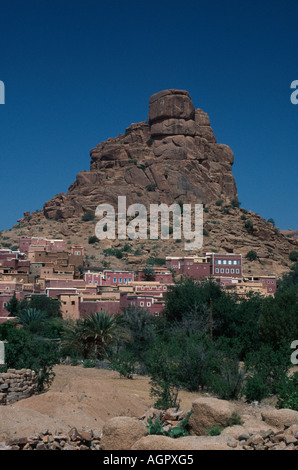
[100,417,148,450]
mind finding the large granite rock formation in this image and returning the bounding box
[43,89,238,220]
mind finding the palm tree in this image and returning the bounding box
[77,312,121,360]
[15,308,46,333]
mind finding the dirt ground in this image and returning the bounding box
[0,364,200,440]
[1,364,297,441]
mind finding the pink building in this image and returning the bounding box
[71,246,84,256]
[102,270,134,286]
[120,293,164,316]
[19,237,66,253]
[245,275,277,294]
[133,282,169,297]
[0,294,13,322]
[166,256,211,280]
[136,267,173,284]
[79,298,121,318]
[207,253,242,278]
[84,271,104,287]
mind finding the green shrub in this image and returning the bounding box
[206,425,222,436]
[243,373,271,402]
[244,219,254,233]
[276,373,298,411]
[146,183,156,192]
[245,250,258,261]
[83,359,96,368]
[231,199,241,208]
[109,350,136,379]
[226,412,243,427]
[82,211,95,222]
[88,235,99,244]
[267,218,275,226]
[289,251,298,262]
[146,410,192,439]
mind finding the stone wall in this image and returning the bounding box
[0,369,37,405]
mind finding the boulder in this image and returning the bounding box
[148,89,195,123]
[131,435,193,451]
[100,417,148,450]
[131,434,238,450]
[261,408,298,428]
[188,397,237,436]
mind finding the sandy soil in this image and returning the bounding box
[0,365,200,440]
[1,364,296,441]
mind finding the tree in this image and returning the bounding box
[164,277,222,324]
[0,321,60,391]
[82,210,95,221]
[244,219,254,234]
[267,218,275,226]
[142,267,156,281]
[245,250,258,261]
[258,286,298,349]
[19,295,61,318]
[121,306,156,362]
[77,312,121,359]
[15,308,47,334]
[5,293,19,316]
[88,235,99,244]
[289,251,298,262]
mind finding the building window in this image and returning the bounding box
[220,268,224,273]
[215,268,219,273]
[231,269,234,273]
[140,302,144,307]
[236,269,239,274]
[147,302,151,307]
[226,269,229,273]
[113,278,117,283]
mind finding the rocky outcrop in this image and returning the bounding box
[43,89,238,221]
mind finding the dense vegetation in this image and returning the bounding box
[0,263,297,410]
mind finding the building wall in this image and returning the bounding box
[209,253,242,277]
[102,271,134,286]
[79,299,121,318]
[60,294,80,320]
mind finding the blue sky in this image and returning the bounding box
[0,0,297,231]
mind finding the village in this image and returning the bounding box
[0,235,277,323]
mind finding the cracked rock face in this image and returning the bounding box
[43,89,238,221]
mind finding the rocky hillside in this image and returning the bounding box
[1,89,297,278]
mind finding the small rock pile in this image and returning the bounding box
[239,425,298,450]
[3,427,102,451]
